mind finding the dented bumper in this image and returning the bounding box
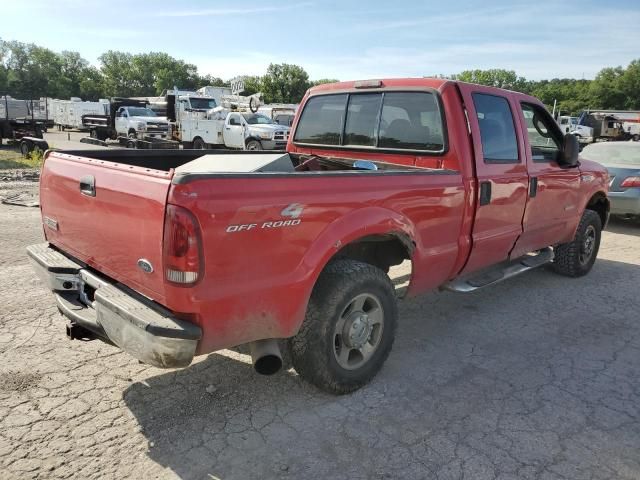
[27,243,201,368]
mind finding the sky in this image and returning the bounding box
[2,0,640,81]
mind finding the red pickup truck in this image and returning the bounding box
[28,78,609,394]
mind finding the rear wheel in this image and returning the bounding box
[20,140,31,157]
[552,209,602,277]
[633,134,639,142]
[193,137,206,149]
[290,259,397,394]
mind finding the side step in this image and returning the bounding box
[444,248,554,293]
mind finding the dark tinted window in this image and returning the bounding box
[293,94,347,145]
[344,93,382,146]
[379,92,444,150]
[472,93,519,163]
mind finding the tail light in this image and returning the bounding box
[163,205,203,285]
[620,176,640,188]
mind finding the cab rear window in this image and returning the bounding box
[294,91,445,152]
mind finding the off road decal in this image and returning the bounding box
[226,203,304,233]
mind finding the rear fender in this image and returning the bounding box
[286,206,417,334]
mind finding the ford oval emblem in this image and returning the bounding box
[137,259,154,274]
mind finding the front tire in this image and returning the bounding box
[290,259,398,394]
[246,139,262,150]
[552,209,602,277]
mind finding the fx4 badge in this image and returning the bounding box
[281,203,304,219]
[226,203,305,233]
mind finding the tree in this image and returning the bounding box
[261,63,310,103]
[452,69,528,91]
[309,78,340,87]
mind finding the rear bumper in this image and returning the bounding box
[27,243,201,368]
[608,191,640,216]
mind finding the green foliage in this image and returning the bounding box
[261,63,310,103]
[2,36,638,113]
[452,69,528,91]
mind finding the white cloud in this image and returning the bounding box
[155,2,313,17]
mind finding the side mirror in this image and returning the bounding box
[559,134,579,167]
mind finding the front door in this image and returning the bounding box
[510,101,582,258]
[115,108,128,135]
[457,84,529,274]
[224,113,245,148]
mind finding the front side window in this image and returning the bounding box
[472,93,519,164]
[521,103,562,162]
[294,91,444,152]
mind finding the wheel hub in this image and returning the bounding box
[343,313,372,349]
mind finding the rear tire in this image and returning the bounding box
[20,140,31,157]
[193,137,206,149]
[552,209,602,277]
[290,259,397,394]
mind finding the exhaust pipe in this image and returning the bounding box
[249,339,282,375]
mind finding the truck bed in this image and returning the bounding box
[39,148,465,355]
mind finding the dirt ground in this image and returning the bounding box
[0,182,639,479]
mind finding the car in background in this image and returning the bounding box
[582,142,640,219]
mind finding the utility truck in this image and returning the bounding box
[158,88,290,150]
[28,78,610,394]
[557,115,594,143]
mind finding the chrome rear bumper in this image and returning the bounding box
[27,243,201,368]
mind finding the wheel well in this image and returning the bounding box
[332,233,414,273]
[586,192,609,227]
[245,137,261,145]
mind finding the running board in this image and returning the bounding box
[444,248,554,293]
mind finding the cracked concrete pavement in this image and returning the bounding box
[0,198,639,479]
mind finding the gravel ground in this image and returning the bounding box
[0,199,639,479]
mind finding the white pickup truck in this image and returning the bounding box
[114,105,170,139]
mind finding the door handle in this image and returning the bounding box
[529,177,538,198]
[479,181,492,206]
[79,175,95,197]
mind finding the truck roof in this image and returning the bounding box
[307,77,541,103]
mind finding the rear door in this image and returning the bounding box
[510,101,582,257]
[40,152,172,300]
[457,84,529,274]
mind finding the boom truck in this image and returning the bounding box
[149,87,290,150]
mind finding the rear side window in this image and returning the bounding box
[379,92,443,150]
[293,94,347,145]
[294,91,445,152]
[472,93,519,164]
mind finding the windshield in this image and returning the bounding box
[242,113,275,125]
[189,98,217,110]
[127,107,156,117]
[582,144,640,166]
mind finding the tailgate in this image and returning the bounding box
[40,151,172,300]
